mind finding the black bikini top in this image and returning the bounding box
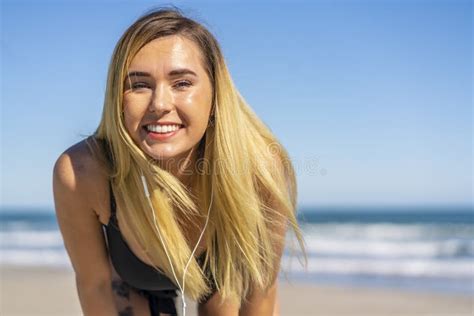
[99,139,216,300]
[102,179,214,292]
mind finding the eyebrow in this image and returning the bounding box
[126,68,198,78]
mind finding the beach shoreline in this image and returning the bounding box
[1,265,472,316]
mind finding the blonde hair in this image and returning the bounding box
[85,6,307,307]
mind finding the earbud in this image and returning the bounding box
[141,172,213,316]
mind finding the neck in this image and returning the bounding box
[157,146,199,189]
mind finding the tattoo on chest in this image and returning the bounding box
[112,279,132,300]
[118,306,134,316]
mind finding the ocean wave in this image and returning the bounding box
[0,230,64,248]
[301,223,474,240]
[300,237,474,259]
[0,249,71,267]
[281,256,474,279]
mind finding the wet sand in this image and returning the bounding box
[1,265,472,316]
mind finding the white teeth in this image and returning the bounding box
[146,124,182,133]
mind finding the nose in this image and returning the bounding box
[148,83,173,113]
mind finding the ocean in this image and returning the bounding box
[1,206,473,296]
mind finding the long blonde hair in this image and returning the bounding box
[86,6,307,307]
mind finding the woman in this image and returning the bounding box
[53,6,306,316]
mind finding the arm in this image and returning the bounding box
[238,212,287,316]
[239,155,289,316]
[199,191,288,316]
[238,280,280,316]
[198,293,240,316]
[53,149,118,315]
[196,286,280,316]
[199,152,290,316]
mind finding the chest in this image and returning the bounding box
[100,200,209,267]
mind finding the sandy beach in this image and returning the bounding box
[0,265,471,316]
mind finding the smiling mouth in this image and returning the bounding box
[142,124,185,134]
[142,125,185,141]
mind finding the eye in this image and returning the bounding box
[174,80,192,90]
[131,82,150,90]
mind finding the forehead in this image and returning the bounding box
[128,36,205,73]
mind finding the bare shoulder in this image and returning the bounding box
[53,137,110,223]
[52,137,115,287]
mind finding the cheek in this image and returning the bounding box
[180,91,213,129]
[122,94,150,132]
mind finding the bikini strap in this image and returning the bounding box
[101,139,119,228]
[108,179,118,228]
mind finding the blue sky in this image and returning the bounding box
[1,0,472,209]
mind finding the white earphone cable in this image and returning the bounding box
[141,172,213,316]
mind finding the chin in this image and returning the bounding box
[145,146,187,162]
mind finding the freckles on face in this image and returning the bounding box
[121,35,213,161]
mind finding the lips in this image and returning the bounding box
[142,125,184,141]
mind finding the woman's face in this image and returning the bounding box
[122,35,213,167]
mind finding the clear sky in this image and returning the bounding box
[1,0,472,209]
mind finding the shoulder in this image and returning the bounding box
[53,137,110,220]
[53,137,107,188]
